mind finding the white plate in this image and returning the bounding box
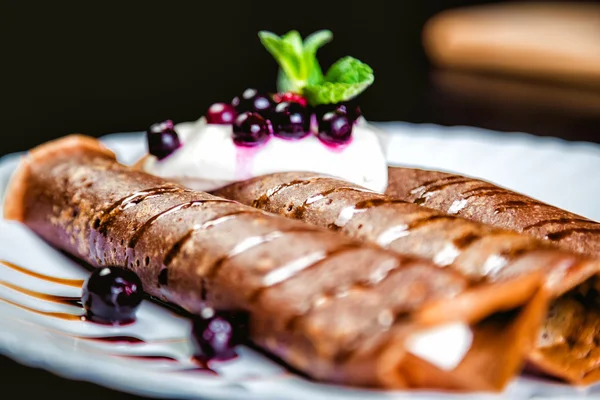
[0,123,599,400]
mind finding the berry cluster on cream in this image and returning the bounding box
[147,30,374,156]
[142,30,387,193]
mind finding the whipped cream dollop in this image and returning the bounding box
[142,117,388,193]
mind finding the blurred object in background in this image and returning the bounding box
[423,2,600,87]
[423,1,600,143]
[427,70,600,143]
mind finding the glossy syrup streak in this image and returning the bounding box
[0,260,84,287]
[0,279,81,307]
[117,354,219,375]
[0,296,84,321]
[0,259,215,373]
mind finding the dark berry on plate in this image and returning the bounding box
[82,266,143,325]
[147,120,182,160]
[271,101,310,139]
[231,88,273,117]
[205,103,237,124]
[191,308,249,363]
[317,110,353,145]
[232,112,271,146]
[272,92,308,107]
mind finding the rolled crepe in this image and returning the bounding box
[2,136,546,391]
[385,167,600,259]
[214,171,600,384]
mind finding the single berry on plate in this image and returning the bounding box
[206,102,237,124]
[147,120,182,160]
[271,101,310,139]
[272,92,308,107]
[231,88,273,117]
[191,308,249,363]
[317,110,353,145]
[232,112,271,146]
[312,102,362,124]
[82,266,143,325]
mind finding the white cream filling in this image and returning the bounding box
[406,322,474,370]
[143,117,388,193]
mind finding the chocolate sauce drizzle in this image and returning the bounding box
[0,260,84,287]
[120,355,179,362]
[0,296,84,321]
[86,336,146,344]
[0,260,216,374]
[0,280,81,307]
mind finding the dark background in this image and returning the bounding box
[2,0,599,160]
[1,1,600,399]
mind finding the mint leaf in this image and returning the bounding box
[304,56,374,105]
[282,30,308,84]
[260,30,333,93]
[258,31,304,92]
[304,82,367,105]
[303,30,333,56]
[325,56,374,85]
[282,30,303,55]
[302,30,332,87]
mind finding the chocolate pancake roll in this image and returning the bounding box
[385,167,600,259]
[3,136,547,391]
[215,171,600,384]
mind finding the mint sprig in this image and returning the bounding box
[258,30,374,106]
